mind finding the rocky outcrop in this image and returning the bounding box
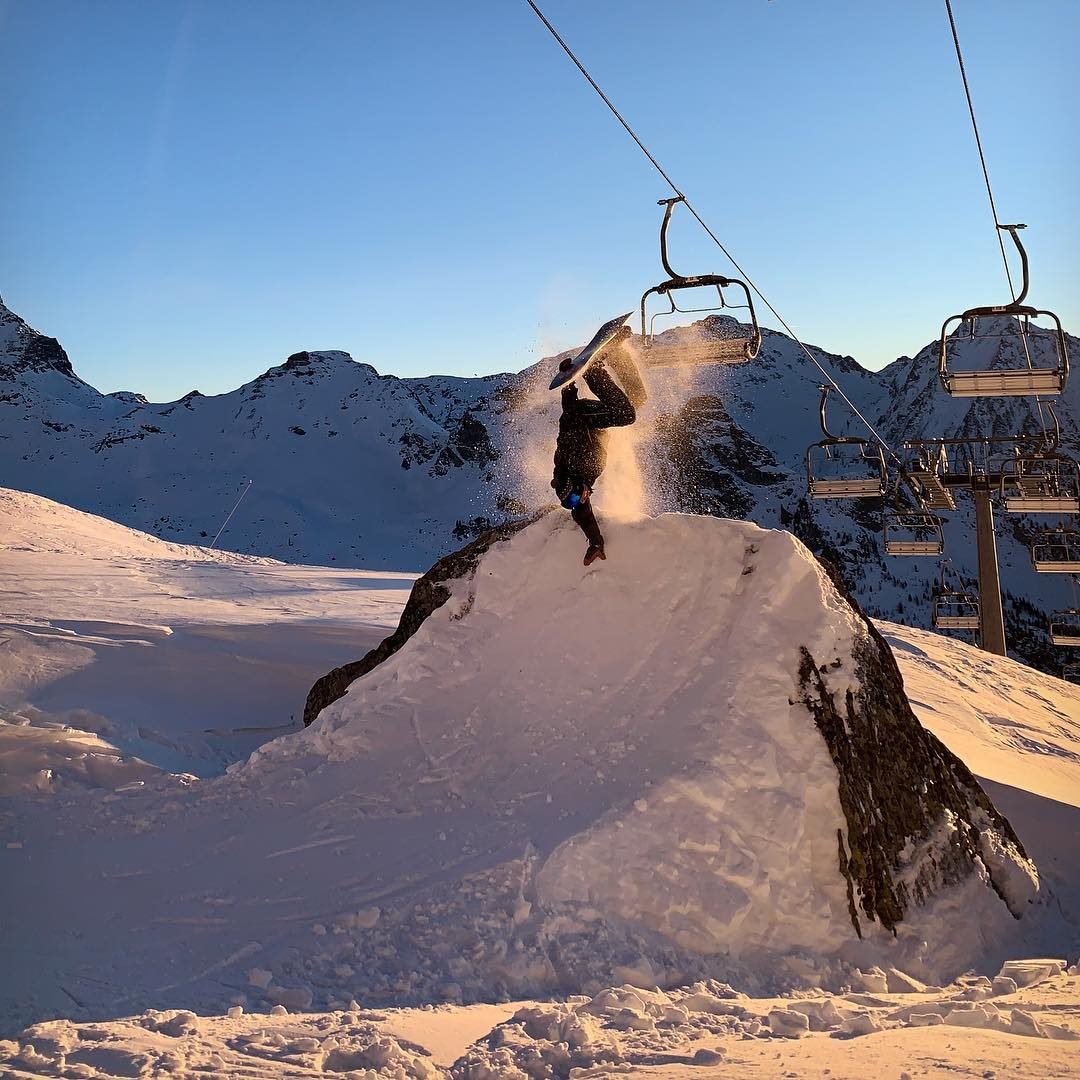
[0,298,75,379]
[302,510,550,725]
[797,563,1033,936]
[430,412,500,476]
[18,335,74,377]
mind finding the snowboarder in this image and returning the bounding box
[551,327,646,566]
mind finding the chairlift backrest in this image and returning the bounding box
[639,197,762,364]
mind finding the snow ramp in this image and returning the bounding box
[275,511,1037,984]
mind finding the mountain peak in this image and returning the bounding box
[284,349,374,373]
[0,300,75,378]
[246,349,381,394]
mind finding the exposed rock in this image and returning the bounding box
[430,412,499,476]
[108,390,148,406]
[796,565,1034,934]
[654,394,784,519]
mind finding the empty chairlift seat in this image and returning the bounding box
[807,441,887,498]
[884,511,945,556]
[806,385,886,499]
[932,592,981,630]
[1002,457,1080,514]
[641,316,761,367]
[938,225,1070,398]
[1049,610,1080,648]
[1031,529,1080,572]
[931,561,979,631]
[638,196,762,367]
[939,313,1068,396]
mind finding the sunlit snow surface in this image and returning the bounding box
[1,490,1078,1078]
[0,487,414,781]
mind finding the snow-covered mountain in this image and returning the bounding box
[2,294,1077,675]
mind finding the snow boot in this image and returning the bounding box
[583,543,606,566]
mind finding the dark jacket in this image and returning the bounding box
[551,361,636,491]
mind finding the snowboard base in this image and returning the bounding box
[549,312,633,391]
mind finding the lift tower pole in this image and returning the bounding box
[972,479,1007,655]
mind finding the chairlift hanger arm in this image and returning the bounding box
[814,385,874,446]
[1043,402,1062,454]
[819,385,835,440]
[999,224,1030,306]
[658,197,684,280]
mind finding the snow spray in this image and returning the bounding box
[501,332,726,521]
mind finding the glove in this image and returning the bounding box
[558,480,590,510]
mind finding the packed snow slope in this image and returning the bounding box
[3,511,1055,1036]
[0,487,413,782]
[2,294,1077,677]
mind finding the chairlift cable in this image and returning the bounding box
[942,0,1016,301]
[523,0,901,465]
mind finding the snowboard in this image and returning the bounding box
[549,312,633,391]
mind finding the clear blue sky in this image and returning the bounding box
[1,0,1077,400]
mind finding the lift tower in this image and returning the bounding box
[901,432,1080,656]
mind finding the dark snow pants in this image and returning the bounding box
[571,497,603,546]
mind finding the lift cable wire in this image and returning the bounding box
[942,0,1016,301]
[523,0,901,465]
[943,0,1046,432]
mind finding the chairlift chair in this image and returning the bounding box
[1002,457,1080,514]
[884,509,945,556]
[931,561,980,631]
[639,197,762,366]
[1030,528,1080,573]
[1049,609,1080,647]
[806,385,887,498]
[1062,661,1080,684]
[939,225,1070,397]
[901,445,957,511]
[999,403,1080,512]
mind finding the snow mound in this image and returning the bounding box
[265,513,1036,982]
[0,719,163,796]
[0,487,274,563]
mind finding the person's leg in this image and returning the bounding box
[605,344,647,410]
[572,500,604,547]
[582,364,635,428]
